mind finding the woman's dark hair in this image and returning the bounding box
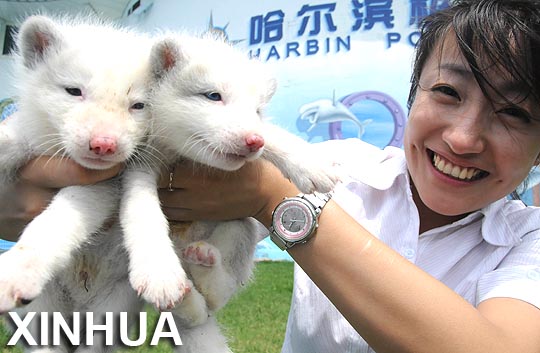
[407,0,540,112]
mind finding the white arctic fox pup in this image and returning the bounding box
[0,15,152,312]
[120,32,340,339]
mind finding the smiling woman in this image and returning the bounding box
[405,28,540,220]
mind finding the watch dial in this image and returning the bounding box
[274,199,314,241]
[282,206,307,233]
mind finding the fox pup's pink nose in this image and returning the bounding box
[245,134,264,152]
[90,136,117,156]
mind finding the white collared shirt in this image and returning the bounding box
[281,138,540,353]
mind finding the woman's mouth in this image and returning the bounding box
[430,151,489,181]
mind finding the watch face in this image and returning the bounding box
[273,199,315,242]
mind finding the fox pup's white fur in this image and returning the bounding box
[0,15,152,313]
[0,16,246,353]
[1,16,339,353]
[120,33,339,342]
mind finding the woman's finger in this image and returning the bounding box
[0,182,57,241]
[157,161,232,190]
[19,157,123,188]
[157,159,288,222]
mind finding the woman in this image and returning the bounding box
[2,1,540,352]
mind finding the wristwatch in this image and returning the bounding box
[269,192,331,250]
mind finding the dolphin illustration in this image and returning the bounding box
[298,95,372,139]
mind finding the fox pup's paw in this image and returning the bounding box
[172,287,209,328]
[286,159,340,194]
[181,241,221,267]
[0,247,48,313]
[129,251,191,310]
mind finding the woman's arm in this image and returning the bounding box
[163,158,540,353]
[0,157,122,241]
[287,201,540,353]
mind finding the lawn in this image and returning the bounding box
[0,261,294,353]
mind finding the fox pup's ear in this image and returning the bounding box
[150,37,186,81]
[18,15,64,69]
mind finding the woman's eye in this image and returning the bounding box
[498,106,532,123]
[131,102,145,110]
[432,85,460,100]
[65,87,82,96]
[203,92,222,101]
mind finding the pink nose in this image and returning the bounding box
[245,134,264,152]
[89,136,117,156]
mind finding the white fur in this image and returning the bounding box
[119,33,340,351]
[0,17,261,353]
[147,34,339,188]
[0,16,249,352]
[2,21,339,353]
[0,15,151,316]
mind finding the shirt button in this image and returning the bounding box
[403,248,415,259]
[527,269,540,281]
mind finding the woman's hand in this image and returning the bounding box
[0,155,297,242]
[0,157,122,241]
[158,159,299,226]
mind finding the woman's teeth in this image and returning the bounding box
[432,153,484,181]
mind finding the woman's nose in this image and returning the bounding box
[442,112,488,155]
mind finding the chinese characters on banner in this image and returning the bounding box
[247,1,449,61]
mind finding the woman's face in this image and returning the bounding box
[404,35,540,216]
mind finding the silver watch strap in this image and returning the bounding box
[299,192,332,216]
[270,232,289,251]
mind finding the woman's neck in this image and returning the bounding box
[410,182,468,234]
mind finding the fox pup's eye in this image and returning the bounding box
[131,102,145,110]
[65,87,82,96]
[204,92,222,101]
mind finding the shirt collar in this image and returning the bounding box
[420,198,532,247]
[337,139,537,246]
[478,198,537,246]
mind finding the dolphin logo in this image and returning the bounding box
[298,94,372,139]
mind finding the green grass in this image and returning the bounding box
[218,261,294,353]
[0,261,294,353]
